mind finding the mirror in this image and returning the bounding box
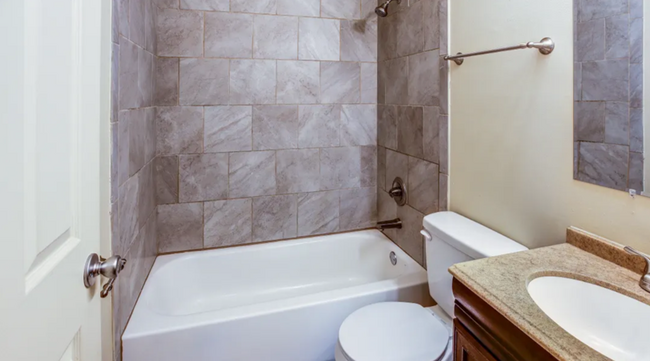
[573,0,648,196]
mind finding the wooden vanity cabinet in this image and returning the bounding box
[452,279,559,361]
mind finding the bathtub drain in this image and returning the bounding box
[389,252,397,265]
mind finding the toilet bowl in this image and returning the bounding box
[334,212,528,361]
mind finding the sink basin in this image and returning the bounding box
[527,276,650,361]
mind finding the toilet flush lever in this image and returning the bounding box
[421,230,432,242]
[83,254,127,298]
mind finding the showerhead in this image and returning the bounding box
[375,0,401,17]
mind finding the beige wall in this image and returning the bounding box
[449,0,650,253]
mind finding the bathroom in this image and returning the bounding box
[2,0,650,360]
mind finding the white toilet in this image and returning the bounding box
[334,212,528,361]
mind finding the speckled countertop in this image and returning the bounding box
[449,228,650,361]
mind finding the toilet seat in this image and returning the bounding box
[338,302,451,361]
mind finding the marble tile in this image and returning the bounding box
[630,63,643,108]
[118,175,140,252]
[360,145,377,187]
[629,152,644,193]
[110,123,118,203]
[439,173,448,211]
[253,195,298,242]
[229,151,277,198]
[630,108,643,153]
[277,61,320,104]
[439,55,449,115]
[180,0,229,11]
[231,0,277,14]
[253,105,299,150]
[112,0,122,42]
[630,0,643,19]
[156,8,203,57]
[361,0,377,18]
[144,0,157,54]
[439,115,448,174]
[408,50,439,106]
[204,199,253,248]
[378,105,398,150]
[377,12,397,61]
[341,18,378,62]
[129,0,146,48]
[298,191,340,237]
[377,188,397,239]
[179,153,229,202]
[396,1,423,57]
[577,142,629,191]
[157,203,204,253]
[360,63,377,104]
[137,162,156,227]
[423,0,440,51]
[582,59,629,101]
[299,18,340,61]
[385,149,408,187]
[153,0,180,8]
[408,157,439,214]
[119,38,142,110]
[321,62,360,104]
[126,109,146,176]
[298,105,340,148]
[111,42,119,121]
[576,19,605,62]
[230,60,277,105]
[277,149,320,193]
[144,107,157,164]
[321,0,361,19]
[423,106,440,164]
[156,106,203,155]
[341,105,377,146]
[396,205,424,265]
[386,57,408,104]
[155,156,178,204]
[205,12,253,58]
[138,48,155,107]
[278,0,320,16]
[204,106,252,152]
[377,146,386,191]
[254,15,298,60]
[630,17,643,64]
[320,147,361,190]
[397,106,424,158]
[578,0,628,22]
[117,113,130,186]
[604,102,629,145]
[340,187,377,231]
[574,101,606,142]
[154,57,179,106]
[179,58,229,106]
[574,63,582,101]
[574,142,580,180]
[605,15,629,60]
[377,60,387,103]
[438,0,448,54]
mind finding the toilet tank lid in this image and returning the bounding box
[423,212,528,259]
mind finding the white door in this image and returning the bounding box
[0,0,106,360]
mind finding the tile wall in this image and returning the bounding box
[152,0,379,253]
[574,0,644,192]
[376,0,449,267]
[110,0,158,359]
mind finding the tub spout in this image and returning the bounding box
[377,218,402,230]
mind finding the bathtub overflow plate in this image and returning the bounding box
[389,252,397,266]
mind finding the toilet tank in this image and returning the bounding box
[422,212,528,317]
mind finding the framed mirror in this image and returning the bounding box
[573,0,648,196]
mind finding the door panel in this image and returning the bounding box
[0,0,105,360]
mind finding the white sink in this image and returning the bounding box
[527,276,650,361]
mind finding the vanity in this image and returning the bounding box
[449,228,650,361]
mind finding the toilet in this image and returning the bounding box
[334,212,528,361]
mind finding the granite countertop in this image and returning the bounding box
[449,228,650,361]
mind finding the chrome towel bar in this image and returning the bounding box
[443,37,555,65]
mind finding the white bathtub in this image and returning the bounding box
[122,230,432,361]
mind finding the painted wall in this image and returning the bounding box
[376,0,449,266]
[449,0,650,253]
[152,0,378,254]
